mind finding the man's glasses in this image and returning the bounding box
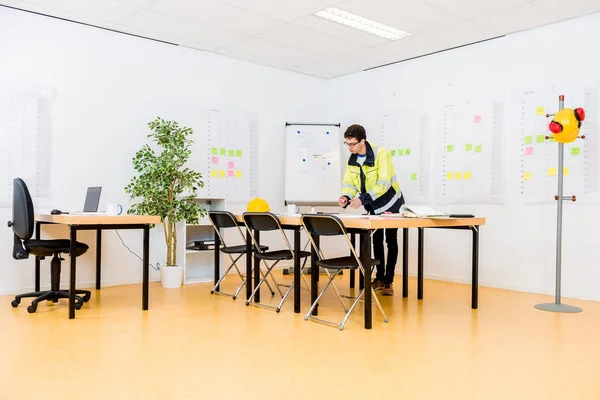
[344,141,360,148]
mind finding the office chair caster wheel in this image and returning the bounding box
[74,303,82,310]
[83,294,91,302]
[11,299,19,308]
[27,305,37,313]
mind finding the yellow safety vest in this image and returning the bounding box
[341,142,402,214]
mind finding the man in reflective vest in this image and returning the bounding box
[338,124,405,296]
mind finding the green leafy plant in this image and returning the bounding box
[125,117,205,266]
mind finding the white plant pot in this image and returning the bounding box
[161,265,183,288]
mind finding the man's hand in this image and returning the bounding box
[349,197,362,209]
[338,196,348,207]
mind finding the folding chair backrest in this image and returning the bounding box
[301,214,346,237]
[243,212,280,232]
[209,211,238,229]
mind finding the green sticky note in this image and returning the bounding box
[475,145,482,153]
[398,149,404,156]
[411,173,418,181]
[228,150,235,157]
[465,143,473,152]
[536,135,545,144]
[446,145,454,153]
[405,148,411,155]
[220,148,226,155]
[211,148,218,155]
[548,137,555,143]
[236,150,242,157]
[524,136,533,145]
[571,147,581,156]
[390,149,396,156]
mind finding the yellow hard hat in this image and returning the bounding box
[549,107,585,144]
[247,197,270,212]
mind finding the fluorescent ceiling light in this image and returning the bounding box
[314,7,411,40]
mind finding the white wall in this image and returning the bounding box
[0,7,327,295]
[327,12,600,301]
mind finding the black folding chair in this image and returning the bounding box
[243,212,311,312]
[208,211,274,300]
[301,214,388,330]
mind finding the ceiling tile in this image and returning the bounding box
[256,24,368,57]
[474,3,561,34]
[336,47,402,69]
[214,0,327,22]
[116,0,157,7]
[421,21,502,48]
[118,9,245,50]
[150,0,283,35]
[336,0,463,34]
[533,0,600,20]
[376,35,447,59]
[423,0,530,19]
[299,57,362,77]
[219,37,328,67]
[8,0,139,22]
[293,15,390,46]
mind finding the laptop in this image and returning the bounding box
[70,186,104,214]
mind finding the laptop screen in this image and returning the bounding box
[83,187,102,212]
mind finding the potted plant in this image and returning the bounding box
[125,117,205,288]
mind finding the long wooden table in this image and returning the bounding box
[225,213,485,329]
[35,213,161,319]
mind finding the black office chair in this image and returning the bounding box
[7,178,91,313]
[208,211,272,300]
[301,214,388,330]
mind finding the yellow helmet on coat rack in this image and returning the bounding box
[548,107,585,144]
[247,197,270,212]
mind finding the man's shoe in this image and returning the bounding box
[382,283,394,296]
[372,279,385,290]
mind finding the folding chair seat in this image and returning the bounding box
[243,212,311,312]
[301,214,389,330]
[208,211,276,300]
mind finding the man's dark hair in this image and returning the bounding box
[344,124,366,142]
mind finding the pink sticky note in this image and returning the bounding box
[227,169,234,177]
[525,146,534,156]
[211,156,219,164]
[228,161,235,169]
[473,115,482,123]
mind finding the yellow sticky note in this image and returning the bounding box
[455,172,462,180]
[464,172,472,180]
[536,107,544,116]
[446,172,453,181]
[524,172,531,181]
[563,167,569,176]
[235,170,242,178]
[220,170,226,177]
[211,170,218,178]
[548,168,557,176]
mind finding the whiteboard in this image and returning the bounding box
[284,123,341,206]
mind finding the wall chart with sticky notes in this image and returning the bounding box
[379,110,430,205]
[437,94,504,204]
[202,109,256,203]
[515,84,599,204]
[284,123,341,205]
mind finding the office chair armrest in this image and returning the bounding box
[12,234,29,260]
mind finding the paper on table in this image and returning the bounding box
[401,205,447,218]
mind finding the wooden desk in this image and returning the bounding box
[35,213,161,319]
[233,213,485,329]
